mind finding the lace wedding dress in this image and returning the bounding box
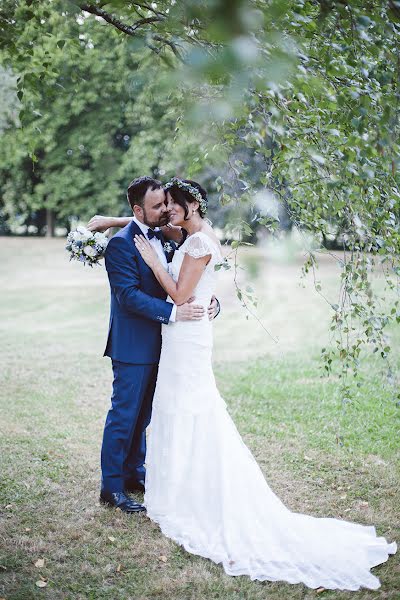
[144,231,396,591]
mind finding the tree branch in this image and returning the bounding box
[131,2,168,19]
[78,3,164,36]
[152,34,184,61]
[77,3,186,62]
[131,17,165,32]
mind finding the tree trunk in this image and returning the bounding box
[46,209,55,237]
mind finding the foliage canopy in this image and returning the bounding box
[0,0,399,398]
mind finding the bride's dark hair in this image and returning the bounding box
[165,179,208,220]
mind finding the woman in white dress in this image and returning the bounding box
[92,178,397,591]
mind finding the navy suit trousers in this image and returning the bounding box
[101,360,158,493]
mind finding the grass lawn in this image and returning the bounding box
[0,237,399,600]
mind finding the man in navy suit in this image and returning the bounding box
[100,176,210,513]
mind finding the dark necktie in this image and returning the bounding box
[147,229,163,241]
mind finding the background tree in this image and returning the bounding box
[0,0,399,398]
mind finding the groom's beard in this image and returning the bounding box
[143,209,170,229]
[158,213,170,226]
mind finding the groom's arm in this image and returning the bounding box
[105,236,173,324]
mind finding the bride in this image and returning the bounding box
[90,177,396,591]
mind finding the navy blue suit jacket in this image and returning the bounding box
[104,220,174,364]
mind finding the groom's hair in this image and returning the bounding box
[127,176,163,210]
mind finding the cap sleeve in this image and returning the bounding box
[182,233,212,259]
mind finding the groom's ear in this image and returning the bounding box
[133,205,144,219]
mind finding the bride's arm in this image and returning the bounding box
[160,224,184,244]
[87,215,185,243]
[134,234,210,305]
[87,215,133,232]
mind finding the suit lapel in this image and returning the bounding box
[128,221,149,269]
[129,220,145,241]
[158,230,166,245]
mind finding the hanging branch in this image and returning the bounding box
[78,3,164,37]
[78,3,186,61]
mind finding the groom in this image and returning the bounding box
[100,176,217,513]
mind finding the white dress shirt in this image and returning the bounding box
[133,216,177,322]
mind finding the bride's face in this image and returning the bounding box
[166,192,186,226]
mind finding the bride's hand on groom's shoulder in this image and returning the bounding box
[134,235,159,269]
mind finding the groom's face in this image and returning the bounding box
[138,187,169,229]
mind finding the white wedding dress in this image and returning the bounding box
[144,231,396,591]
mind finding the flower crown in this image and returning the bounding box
[164,177,208,214]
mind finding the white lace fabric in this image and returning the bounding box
[144,232,397,590]
[181,232,217,259]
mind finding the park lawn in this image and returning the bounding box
[0,237,399,600]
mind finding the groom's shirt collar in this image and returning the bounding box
[132,216,160,238]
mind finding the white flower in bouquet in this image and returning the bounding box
[83,245,97,258]
[94,232,108,247]
[66,226,108,267]
[74,226,92,242]
[72,231,85,242]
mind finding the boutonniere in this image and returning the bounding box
[163,242,173,253]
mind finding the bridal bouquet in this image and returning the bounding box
[66,226,108,267]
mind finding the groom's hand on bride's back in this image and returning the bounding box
[176,297,205,321]
[208,295,220,321]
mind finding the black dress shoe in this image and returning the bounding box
[124,479,145,493]
[100,491,146,513]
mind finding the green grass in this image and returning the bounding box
[0,238,399,600]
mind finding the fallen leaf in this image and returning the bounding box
[25,528,31,533]
[5,505,12,510]
[34,559,45,568]
[316,587,326,593]
[108,536,116,542]
[35,580,47,588]
[158,555,167,563]
[360,501,369,508]
[340,494,347,500]
[116,564,122,573]
[304,455,311,461]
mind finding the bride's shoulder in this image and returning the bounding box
[199,226,222,251]
[187,229,222,258]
